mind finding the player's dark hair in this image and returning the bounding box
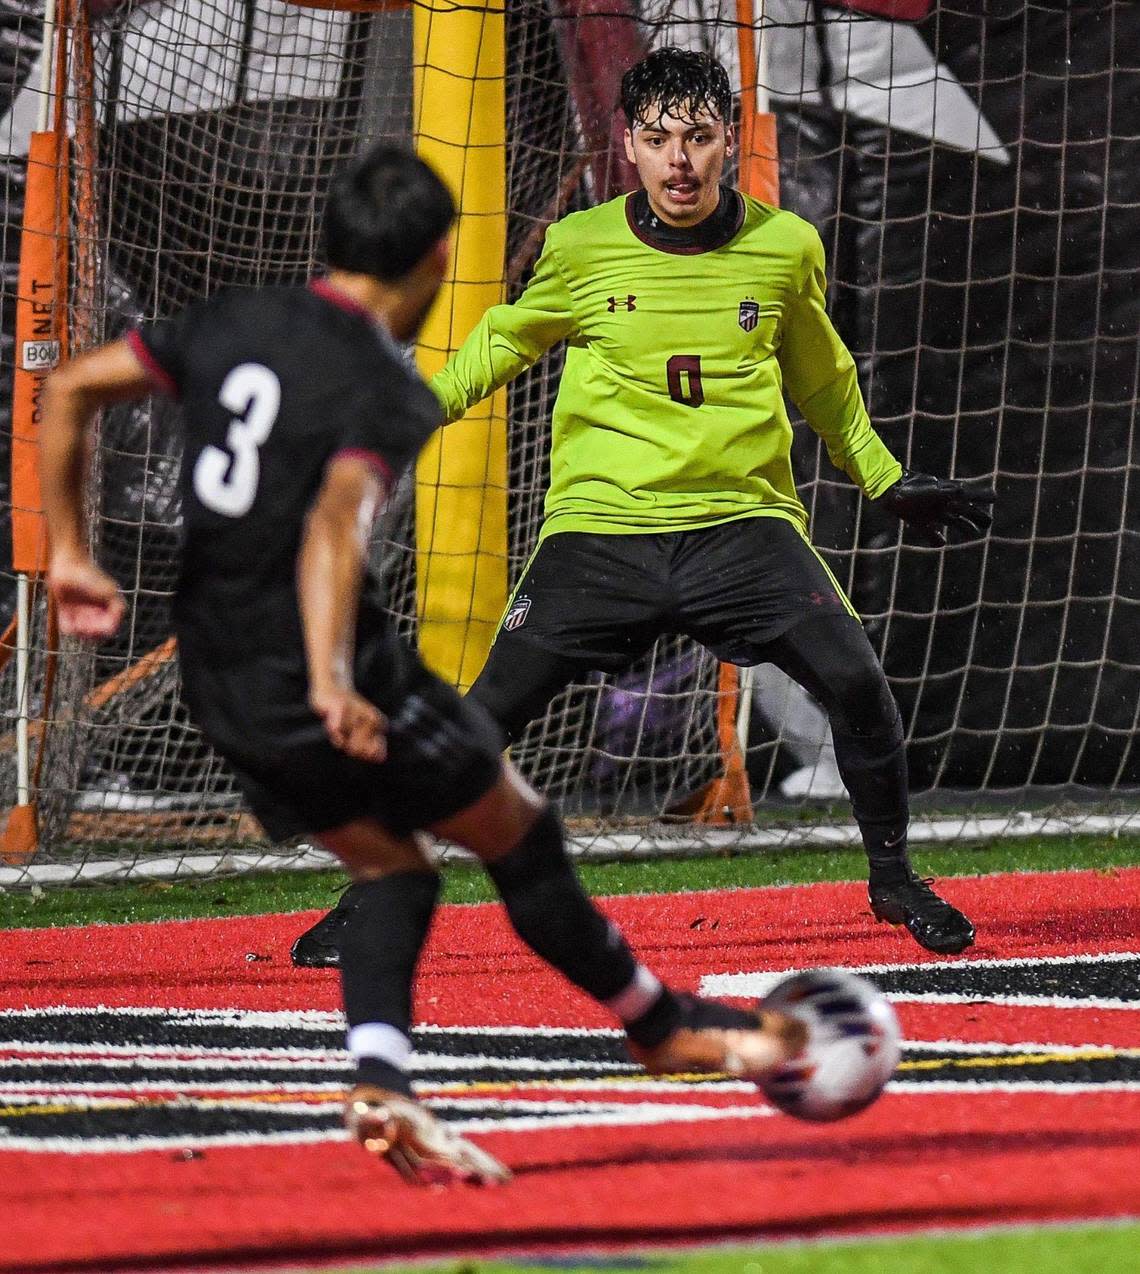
[323,144,455,282]
[620,46,732,128]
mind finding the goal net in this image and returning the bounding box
[1,0,1137,885]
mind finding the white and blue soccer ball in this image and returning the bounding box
[759,968,901,1122]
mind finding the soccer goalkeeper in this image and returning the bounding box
[294,47,993,967]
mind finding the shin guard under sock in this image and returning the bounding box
[485,804,681,1042]
[339,870,440,1095]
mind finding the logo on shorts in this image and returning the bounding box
[738,298,760,332]
[607,294,637,312]
[807,589,841,609]
[503,594,532,632]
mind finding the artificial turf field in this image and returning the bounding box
[2,834,1139,1273]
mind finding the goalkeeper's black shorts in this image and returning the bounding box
[483,515,857,672]
[181,634,504,843]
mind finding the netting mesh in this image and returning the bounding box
[0,0,1137,884]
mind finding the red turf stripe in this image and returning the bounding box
[5,869,1140,1020]
[896,1001,1140,1048]
[5,870,1140,1271]
[4,1091,1139,1272]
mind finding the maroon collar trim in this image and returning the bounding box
[126,329,178,398]
[308,277,372,320]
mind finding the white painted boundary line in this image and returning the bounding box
[0,1006,623,1036]
[701,949,1140,1005]
[4,811,1138,887]
[4,1082,1137,1155]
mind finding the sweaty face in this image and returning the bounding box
[623,104,733,228]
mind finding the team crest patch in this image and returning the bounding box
[503,594,532,632]
[738,298,760,332]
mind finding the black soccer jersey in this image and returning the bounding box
[128,279,440,687]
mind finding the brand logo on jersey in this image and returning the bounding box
[738,299,760,332]
[503,594,532,632]
[607,295,637,312]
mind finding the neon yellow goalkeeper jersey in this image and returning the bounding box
[430,190,902,540]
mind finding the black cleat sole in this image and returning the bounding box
[871,909,975,955]
[869,887,976,956]
[290,942,342,969]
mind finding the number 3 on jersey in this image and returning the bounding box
[193,363,281,516]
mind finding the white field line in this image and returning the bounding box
[0,1007,624,1037]
[5,810,1138,885]
[702,949,1140,1004]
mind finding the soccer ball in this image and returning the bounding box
[758,968,901,1122]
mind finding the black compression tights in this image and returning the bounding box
[469,643,587,746]
[471,614,909,867]
[761,614,909,866]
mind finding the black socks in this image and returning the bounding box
[485,804,682,1042]
[339,808,694,1090]
[486,805,639,1001]
[339,869,440,1096]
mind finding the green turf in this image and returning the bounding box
[3,833,1138,930]
[308,1221,1140,1274]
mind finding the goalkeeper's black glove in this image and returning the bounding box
[875,470,996,547]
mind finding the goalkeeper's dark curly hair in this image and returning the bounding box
[620,47,732,128]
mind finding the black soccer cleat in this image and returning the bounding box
[290,886,361,968]
[869,871,975,955]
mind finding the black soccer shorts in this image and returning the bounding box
[488,515,856,667]
[469,515,859,742]
[183,636,504,842]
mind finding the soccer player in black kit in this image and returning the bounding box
[42,145,813,1185]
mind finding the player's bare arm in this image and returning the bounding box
[297,454,388,763]
[42,340,152,639]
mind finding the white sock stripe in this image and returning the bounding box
[605,965,664,1023]
[346,1023,413,1068]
